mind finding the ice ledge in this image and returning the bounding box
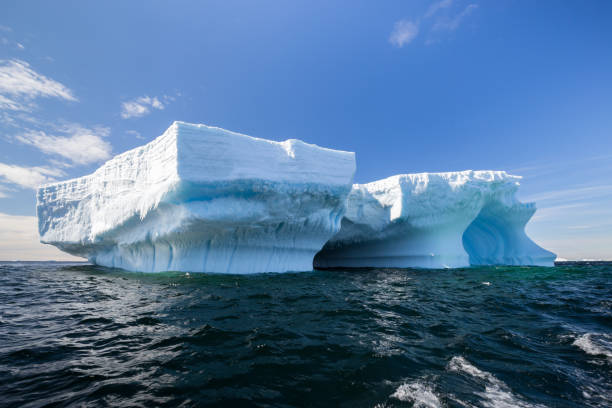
[314,170,556,269]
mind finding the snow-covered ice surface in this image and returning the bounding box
[314,171,555,269]
[37,122,356,273]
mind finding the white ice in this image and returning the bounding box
[37,121,356,273]
[314,171,556,269]
[38,123,554,273]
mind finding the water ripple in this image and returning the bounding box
[0,263,610,407]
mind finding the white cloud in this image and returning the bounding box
[0,94,27,110]
[391,2,479,48]
[0,25,11,32]
[425,0,454,18]
[389,20,419,48]
[0,212,85,261]
[0,184,13,198]
[16,42,24,50]
[0,162,65,189]
[0,59,77,111]
[432,4,478,32]
[121,95,165,119]
[15,124,112,166]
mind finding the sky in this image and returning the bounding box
[0,0,611,261]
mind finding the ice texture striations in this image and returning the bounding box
[37,122,356,273]
[314,171,556,269]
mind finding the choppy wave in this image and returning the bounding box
[390,380,441,407]
[448,356,547,408]
[573,333,612,362]
[0,262,610,407]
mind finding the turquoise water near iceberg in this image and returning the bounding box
[0,262,610,407]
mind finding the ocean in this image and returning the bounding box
[0,262,610,407]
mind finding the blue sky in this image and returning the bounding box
[0,0,611,260]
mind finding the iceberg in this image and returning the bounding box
[314,171,556,269]
[37,122,356,273]
[37,122,555,273]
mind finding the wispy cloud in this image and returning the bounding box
[121,95,166,119]
[0,120,112,196]
[509,154,612,179]
[0,94,27,111]
[0,58,115,199]
[0,184,13,198]
[523,184,612,205]
[0,162,65,189]
[0,59,77,111]
[390,1,478,47]
[425,0,454,18]
[432,4,478,32]
[15,124,112,166]
[389,20,419,48]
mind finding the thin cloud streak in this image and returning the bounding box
[425,0,454,18]
[523,185,612,204]
[432,4,478,32]
[509,153,612,179]
[390,1,478,47]
[0,163,65,189]
[15,124,112,166]
[0,59,76,112]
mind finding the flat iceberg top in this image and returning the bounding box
[359,170,519,190]
[37,122,356,253]
[41,121,356,189]
[175,122,356,186]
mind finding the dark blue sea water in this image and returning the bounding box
[0,262,610,407]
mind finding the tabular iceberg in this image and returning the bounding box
[37,121,356,273]
[314,171,556,269]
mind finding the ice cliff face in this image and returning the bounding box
[314,171,556,269]
[37,122,356,273]
[37,122,554,273]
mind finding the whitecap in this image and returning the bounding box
[572,333,612,361]
[390,380,442,408]
[447,356,547,408]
